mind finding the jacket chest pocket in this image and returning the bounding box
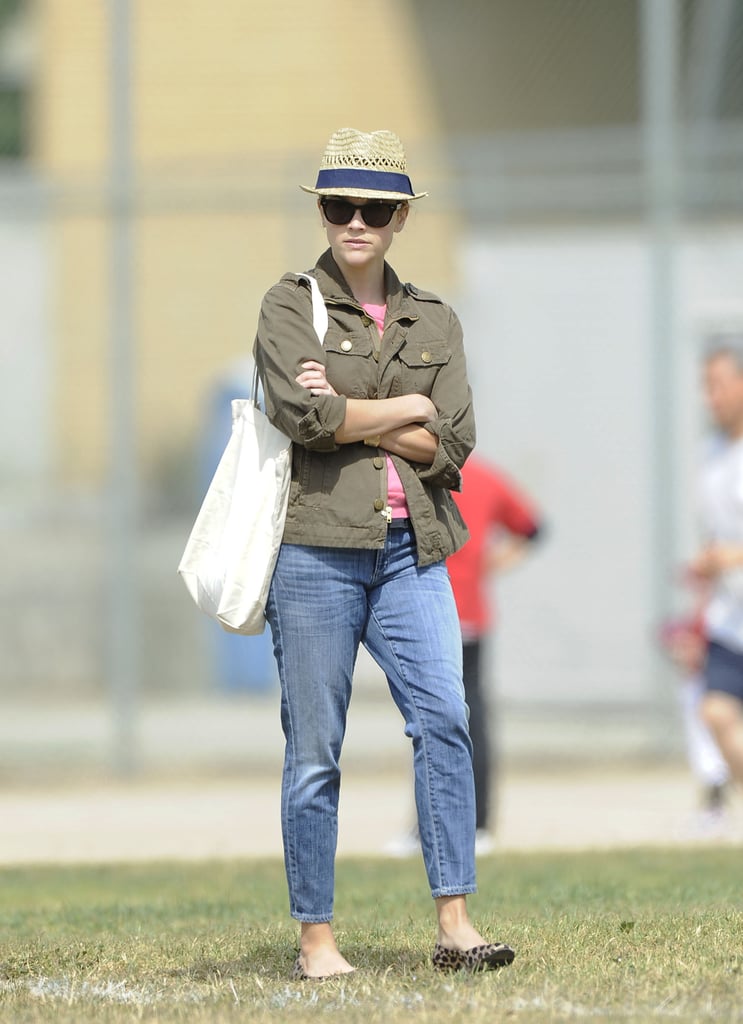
[397,340,451,395]
[324,333,376,398]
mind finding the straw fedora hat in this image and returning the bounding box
[300,128,428,202]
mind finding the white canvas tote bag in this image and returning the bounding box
[178,274,328,634]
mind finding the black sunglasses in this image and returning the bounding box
[320,198,402,228]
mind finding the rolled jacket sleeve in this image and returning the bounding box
[419,417,470,491]
[415,309,475,490]
[254,278,347,451]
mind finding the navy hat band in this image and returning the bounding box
[315,168,414,195]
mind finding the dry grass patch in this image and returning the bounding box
[0,849,740,1022]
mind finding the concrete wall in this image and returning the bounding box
[457,224,743,708]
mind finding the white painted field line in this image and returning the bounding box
[0,975,207,1008]
[0,975,734,1018]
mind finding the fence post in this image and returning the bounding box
[640,0,681,751]
[106,0,138,776]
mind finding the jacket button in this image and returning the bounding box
[421,350,432,363]
[341,339,353,352]
[373,498,385,511]
[373,457,384,470]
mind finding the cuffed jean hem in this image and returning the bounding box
[291,913,334,924]
[431,886,478,899]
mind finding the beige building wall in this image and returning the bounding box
[35,0,459,484]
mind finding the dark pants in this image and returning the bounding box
[705,639,743,702]
[463,639,494,831]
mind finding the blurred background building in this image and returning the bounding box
[2,0,742,779]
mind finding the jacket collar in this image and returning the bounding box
[313,249,418,322]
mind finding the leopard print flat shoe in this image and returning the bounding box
[431,944,465,971]
[432,942,515,973]
[462,942,515,971]
[292,956,311,980]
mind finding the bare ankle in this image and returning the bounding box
[300,921,337,954]
[435,896,489,950]
[435,895,470,930]
[297,922,355,977]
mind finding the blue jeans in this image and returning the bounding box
[265,522,477,922]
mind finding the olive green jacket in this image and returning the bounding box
[253,249,475,565]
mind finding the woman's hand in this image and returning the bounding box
[296,360,338,397]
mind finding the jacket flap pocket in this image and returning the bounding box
[398,340,451,368]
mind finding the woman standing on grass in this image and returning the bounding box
[253,128,514,980]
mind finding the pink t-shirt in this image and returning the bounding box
[362,302,410,519]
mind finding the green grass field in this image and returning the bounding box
[0,848,741,1023]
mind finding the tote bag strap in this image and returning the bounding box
[251,273,329,404]
[295,272,329,344]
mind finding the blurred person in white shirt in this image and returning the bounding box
[659,600,729,835]
[691,335,743,796]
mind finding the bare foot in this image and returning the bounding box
[299,922,356,978]
[436,920,489,951]
[297,948,355,978]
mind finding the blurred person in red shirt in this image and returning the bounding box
[386,454,542,856]
[448,455,543,852]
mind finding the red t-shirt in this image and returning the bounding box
[448,455,540,637]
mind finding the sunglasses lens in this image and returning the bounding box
[323,200,354,225]
[362,203,395,227]
[322,200,397,227]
